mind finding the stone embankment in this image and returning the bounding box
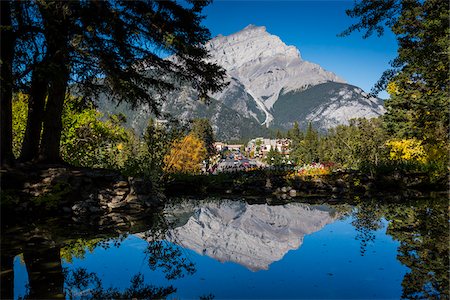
[1,164,160,222]
[165,170,447,201]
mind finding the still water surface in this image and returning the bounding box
[6,197,448,299]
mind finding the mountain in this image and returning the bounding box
[207,24,345,126]
[95,84,270,141]
[151,200,338,271]
[273,82,386,130]
[96,25,385,140]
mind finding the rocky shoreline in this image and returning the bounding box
[1,165,447,223]
[1,164,161,224]
[165,169,448,202]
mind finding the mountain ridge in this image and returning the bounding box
[96,25,385,140]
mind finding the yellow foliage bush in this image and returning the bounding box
[385,139,427,163]
[163,134,207,174]
[12,93,28,157]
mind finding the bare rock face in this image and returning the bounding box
[162,201,337,271]
[207,25,344,118]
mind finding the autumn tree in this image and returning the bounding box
[163,134,207,174]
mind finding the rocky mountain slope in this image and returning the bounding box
[207,25,344,126]
[96,25,385,140]
[273,82,386,130]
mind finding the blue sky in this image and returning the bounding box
[202,1,398,98]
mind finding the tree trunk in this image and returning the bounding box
[39,65,69,163]
[0,1,15,166]
[23,246,65,299]
[19,64,48,162]
[37,2,70,163]
[0,254,15,300]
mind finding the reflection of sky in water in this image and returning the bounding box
[14,216,408,299]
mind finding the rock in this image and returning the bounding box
[113,181,128,188]
[129,178,152,195]
[144,201,156,207]
[82,177,92,183]
[336,179,346,188]
[89,206,102,213]
[107,201,127,209]
[281,186,292,193]
[72,203,88,215]
[115,189,128,196]
[125,194,138,202]
[98,193,107,203]
[111,195,125,203]
[42,177,53,184]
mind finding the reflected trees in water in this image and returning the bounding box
[351,200,384,256]
[5,211,197,299]
[384,200,449,298]
[64,269,176,300]
[351,198,449,298]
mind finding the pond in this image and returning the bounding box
[2,197,448,299]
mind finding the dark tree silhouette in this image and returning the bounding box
[2,0,227,164]
[0,1,15,165]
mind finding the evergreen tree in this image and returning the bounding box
[265,147,283,166]
[287,122,302,141]
[0,1,15,165]
[290,122,319,164]
[341,0,449,146]
[2,0,227,164]
[190,118,215,158]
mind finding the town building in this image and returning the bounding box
[247,138,291,158]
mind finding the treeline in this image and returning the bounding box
[12,93,215,179]
[268,118,447,180]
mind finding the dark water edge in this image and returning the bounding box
[1,194,448,299]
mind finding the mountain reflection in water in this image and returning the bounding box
[2,197,448,299]
[161,201,338,271]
